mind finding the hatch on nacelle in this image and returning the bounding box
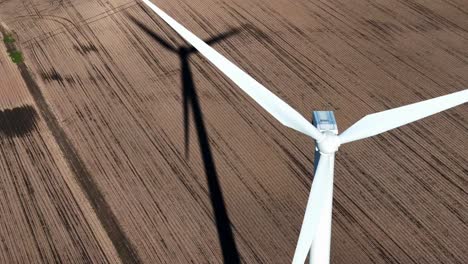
[313,111,338,135]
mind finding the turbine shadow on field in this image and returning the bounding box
[128,15,241,264]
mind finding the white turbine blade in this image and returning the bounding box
[140,0,324,141]
[339,89,468,144]
[292,154,335,264]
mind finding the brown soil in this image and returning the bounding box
[0,0,467,263]
[0,28,121,263]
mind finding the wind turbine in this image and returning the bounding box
[139,0,468,263]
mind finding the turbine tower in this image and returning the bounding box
[139,0,468,263]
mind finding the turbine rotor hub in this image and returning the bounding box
[317,132,340,154]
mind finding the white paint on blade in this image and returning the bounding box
[339,89,468,144]
[292,154,334,264]
[140,0,324,141]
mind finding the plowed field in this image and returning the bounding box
[0,0,467,263]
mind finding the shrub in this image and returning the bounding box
[8,50,23,64]
[3,34,15,44]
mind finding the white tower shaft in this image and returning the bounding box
[308,112,338,264]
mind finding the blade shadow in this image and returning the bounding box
[129,15,241,264]
[128,15,177,52]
